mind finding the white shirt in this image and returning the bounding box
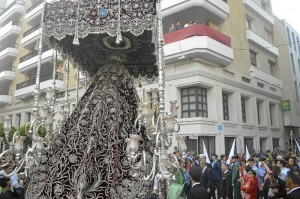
[192,182,200,187]
[0,170,19,188]
[288,186,300,194]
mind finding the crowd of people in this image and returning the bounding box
[169,20,196,32]
[165,147,300,199]
[1,147,300,199]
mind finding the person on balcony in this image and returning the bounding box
[175,22,183,30]
[184,20,195,28]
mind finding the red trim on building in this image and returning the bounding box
[163,24,231,47]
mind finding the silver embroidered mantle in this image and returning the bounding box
[25,62,151,199]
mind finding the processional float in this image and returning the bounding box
[15,0,187,199]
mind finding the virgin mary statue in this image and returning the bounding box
[25,58,151,199]
[25,0,159,198]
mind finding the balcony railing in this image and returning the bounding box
[19,46,50,63]
[26,0,43,13]
[0,43,18,52]
[0,0,24,16]
[16,72,64,90]
[164,24,231,47]
[23,25,40,37]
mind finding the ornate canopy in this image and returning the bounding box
[43,0,158,77]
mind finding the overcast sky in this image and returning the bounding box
[271,0,300,32]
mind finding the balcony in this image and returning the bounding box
[163,24,233,66]
[246,29,278,56]
[21,25,41,49]
[249,66,282,88]
[0,0,25,26]
[0,70,15,83]
[0,21,21,45]
[15,72,64,99]
[0,94,12,105]
[162,0,229,25]
[18,47,63,74]
[0,44,18,67]
[243,0,274,25]
[25,0,56,26]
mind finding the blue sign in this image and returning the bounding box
[217,123,224,133]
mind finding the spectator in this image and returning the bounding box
[265,150,273,161]
[276,155,283,161]
[277,159,289,181]
[268,173,287,198]
[175,22,182,30]
[194,156,200,167]
[0,177,17,199]
[169,23,175,32]
[1,164,24,199]
[210,154,222,199]
[231,155,242,199]
[199,159,211,192]
[288,157,299,170]
[286,171,300,199]
[184,20,195,28]
[220,154,227,164]
[184,166,209,199]
[221,163,232,199]
[199,154,211,168]
[240,169,258,199]
[247,158,259,174]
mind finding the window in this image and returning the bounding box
[261,2,266,11]
[257,82,264,88]
[272,139,280,149]
[181,87,208,118]
[16,114,21,128]
[241,97,247,123]
[292,32,297,51]
[269,60,275,75]
[250,51,257,66]
[244,138,254,154]
[199,136,215,156]
[264,29,273,43]
[26,112,31,123]
[291,53,296,75]
[295,81,299,103]
[185,136,215,156]
[257,101,261,125]
[225,137,237,156]
[257,100,265,125]
[287,28,292,47]
[246,18,252,30]
[269,103,275,126]
[222,93,229,121]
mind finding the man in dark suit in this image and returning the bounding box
[210,154,222,199]
[200,159,211,192]
[267,173,287,198]
[220,163,232,199]
[184,166,209,199]
[286,170,300,199]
